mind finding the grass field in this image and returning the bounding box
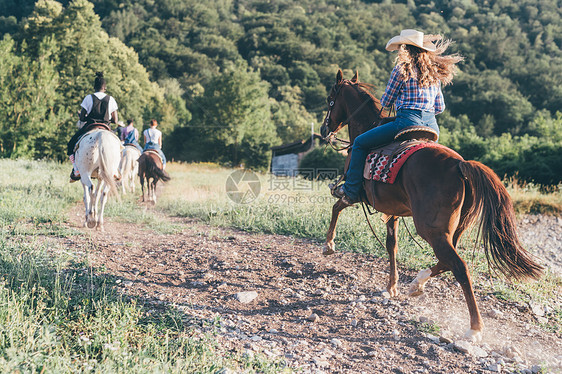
[0,159,560,372]
[0,159,285,373]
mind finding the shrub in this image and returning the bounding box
[299,146,346,179]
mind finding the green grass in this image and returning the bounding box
[506,178,562,215]
[0,159,286,373]
[415,321,441,336]
[0,158,560,371]
[0,159,81,226]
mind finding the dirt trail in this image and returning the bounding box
[62,205,562,373]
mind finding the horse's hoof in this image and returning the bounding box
[464,329,483,343]
[87,220,96,229]
[323,242,335,256]
[387,287,399,298]
[408,268,431,297]
[408,287,423,297]
[408,279,425,297]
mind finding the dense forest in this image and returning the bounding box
[0,0,561,183]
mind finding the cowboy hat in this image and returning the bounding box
[385,29,436,52]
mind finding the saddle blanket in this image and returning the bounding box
[363,142,460,184]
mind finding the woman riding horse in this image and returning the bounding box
[332,29,463,205]
[143,119,167,168]
[68,72,119,182]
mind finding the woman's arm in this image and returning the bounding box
[380,66,403,108]
[111,111,118,124]
[434,85,445,114]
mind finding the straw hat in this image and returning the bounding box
[385,29,436,52]
[117,121,125,127]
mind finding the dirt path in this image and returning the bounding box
[62,206,561,373]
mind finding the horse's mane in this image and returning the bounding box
[353,81,383,111]
[348,81,384,130]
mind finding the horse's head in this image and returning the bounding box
[321,70,381,143]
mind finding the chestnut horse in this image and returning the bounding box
[138,150,170,203]
[320,70,542,342]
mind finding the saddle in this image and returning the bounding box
[73,123,118,153]
[143,149,164,165]
[363,126,441,183]
[123,143,141,152]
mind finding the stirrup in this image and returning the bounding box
[330,184,358,206]
[70,169,81,182]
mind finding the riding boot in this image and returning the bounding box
[69,154,80,183]
[331,185,359,206]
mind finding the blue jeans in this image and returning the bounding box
[126,140,143,153]
[342,109,439,200]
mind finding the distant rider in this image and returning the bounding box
[68,72,118,182]
[121,119,143,153]
[143,119,167,168]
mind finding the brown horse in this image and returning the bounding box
[138,150,170,203]
[320,70,542,342]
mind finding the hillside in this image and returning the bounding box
[0,0,561,182]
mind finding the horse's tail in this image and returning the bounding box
[153,161,171,182]
[98,136,120,197]
[144,154,171,182]
[459,160,543,280]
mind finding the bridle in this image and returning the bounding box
[322,81,380,151]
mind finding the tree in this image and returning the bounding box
[188,63,279,169]
[0,36,60,158]
[271,85,317,144]
[9,0,167,158]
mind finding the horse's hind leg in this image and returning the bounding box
[385,216,400,297]
[429,235,483,341]
[140,174,145,202]
[97,183,110,232]
[150,179,157,204]
[132,163,138,193]
[81,177,94,228]
[323,199,349,255]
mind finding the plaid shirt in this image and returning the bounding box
[380,65,445,114]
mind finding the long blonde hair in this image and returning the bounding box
[395,35,463,88]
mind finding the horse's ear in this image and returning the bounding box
[351,71,359,83]
[336,69,343,84]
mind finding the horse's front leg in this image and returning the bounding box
[324,199,349,255]
[385,216,400,297]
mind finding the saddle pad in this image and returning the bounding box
[123,144,141,153]
[363,142,461,184]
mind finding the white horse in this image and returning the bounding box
[118,145,141,194]
[74,129,122,231]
